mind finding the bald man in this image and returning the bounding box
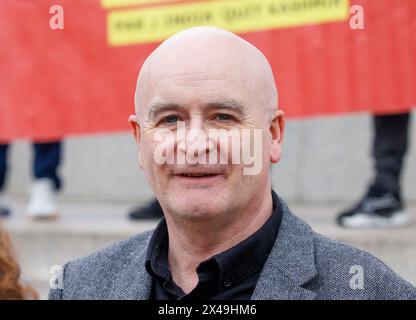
[49,27,416,300]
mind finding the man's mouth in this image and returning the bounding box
[173,173,223,185]
[172,167,226,183]
[177,173,219,177]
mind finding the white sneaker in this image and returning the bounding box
[337,193,409,228]
[27,179,59,220]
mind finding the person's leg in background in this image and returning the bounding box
[337,112,411,228]
[27,141,63,219]
[372,112,410,197]
[0,144,10,217]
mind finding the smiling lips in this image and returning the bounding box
[172,166,226,181]
[178,173,218,177]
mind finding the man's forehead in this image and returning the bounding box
[140,61,249,115]
[145,85,246,113]
[147,50,250,89]
[148,65,241,87]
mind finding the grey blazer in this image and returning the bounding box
[49,200,416,300]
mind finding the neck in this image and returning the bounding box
[164,189,273,294]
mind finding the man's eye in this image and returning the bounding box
[215,114,234,121]
[163,115,180,124]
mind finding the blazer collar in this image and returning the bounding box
[251,198,317,300]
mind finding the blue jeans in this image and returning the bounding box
[0,141,62,192]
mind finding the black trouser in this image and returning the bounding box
[0,141,62,192]
[371,112,411,196]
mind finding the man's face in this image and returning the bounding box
[131,31,283,222]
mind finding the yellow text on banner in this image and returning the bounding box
[107,0,350,46]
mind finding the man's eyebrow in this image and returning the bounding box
[147,99,245,120]
[147,103,183,120]
[204,99,245,115]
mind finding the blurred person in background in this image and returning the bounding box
[0,141,63,219]
[337,112,411,228]
[0,224,38,299]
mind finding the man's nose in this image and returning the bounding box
[177,116,215,156]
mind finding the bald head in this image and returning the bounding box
[134,27,278,122]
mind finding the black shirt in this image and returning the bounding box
[145,190,282,300]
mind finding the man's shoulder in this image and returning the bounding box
[49,229,154,300]
[260,197,416,300]
[66,229,153,273]
[310,230,416,299]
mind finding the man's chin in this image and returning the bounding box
[167,194,229,221]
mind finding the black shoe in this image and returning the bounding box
[337,188,408,228]
[128,200,163,220]
[0,206,11,217]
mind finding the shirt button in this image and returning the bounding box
[223,281,232,287]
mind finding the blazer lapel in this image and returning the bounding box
[108,235,153,300]
[252,199,317,300]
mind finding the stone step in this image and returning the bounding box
[2,199,415,299]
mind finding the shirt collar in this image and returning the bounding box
[208,190,281,287]
[145,217,170,281]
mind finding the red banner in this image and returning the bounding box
[0,0,415,141]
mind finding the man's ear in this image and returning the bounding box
[129,115,143,168]
[129,115,141,143]
[270,110,285,163]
